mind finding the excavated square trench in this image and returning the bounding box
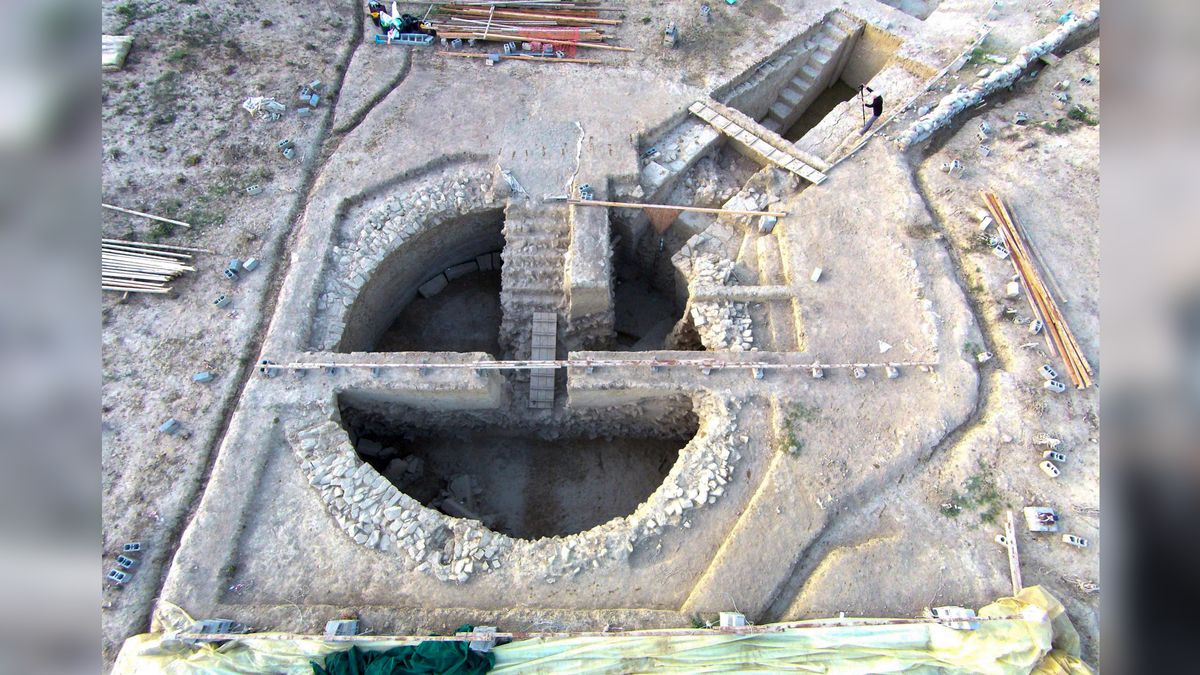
[337,393,699,540]
[721,11,900,151]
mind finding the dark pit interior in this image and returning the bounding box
[610,218,696,352]
[374,269,502,356]
[783,80,858,141]
[337,393,698,539]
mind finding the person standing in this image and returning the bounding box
[861,86,883,134]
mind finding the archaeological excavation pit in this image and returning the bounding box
[337,209,505,355]
[720,11,901,148]
[337,393,699,539]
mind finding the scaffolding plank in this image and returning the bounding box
[529,312,557,408]
[688,99,829,184]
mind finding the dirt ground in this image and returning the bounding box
[101,0,1100,670]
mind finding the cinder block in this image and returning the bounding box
[476,254,494,271]
[444,261,478,281]
[418,274,448,298]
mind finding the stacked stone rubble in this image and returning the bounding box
[286,394,742,585]
[896,8,1099,149]
[687,256,755,352]
[310,166,498,350]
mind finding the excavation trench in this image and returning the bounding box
[337,394,699,540]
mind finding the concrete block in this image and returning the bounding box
[243,257,259,272]
[719,612,746,627]
[1043,379,1066,393]
[116,555,137,569]
[122,542,142,552]
[640,161,671,191]
[418,273,448,298]
[476,254,494,271]
[159,418,180,435]
[324,620,360,638]
[445,261,478,281]
[192,371,214,383]
[469,626,497,652]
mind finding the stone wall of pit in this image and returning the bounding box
[285,393,744,584]
[308,165,501,351]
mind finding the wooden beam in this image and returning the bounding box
[101,238,214,254]
[567,199,787,218]
[1005,510,1023,596]
[437,51,603,64]
[101,203,192,229]
[445,7,621,25]
[433,31,631,50]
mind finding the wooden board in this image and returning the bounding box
[529,312,557,408]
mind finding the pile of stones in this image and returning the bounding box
[897,8,1099,149]
[294,420,512,583]
[688,256,755,351]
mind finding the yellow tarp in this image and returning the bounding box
[113,587,1093,674]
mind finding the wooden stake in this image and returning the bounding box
[441,32,633,51]
[102,203,193,229]
[1005,510,1022,596]
[437,51,602,64]
[568,199,787,218]
[102,238,213,254]
[446,7,621,24]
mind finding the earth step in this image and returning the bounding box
[761,118,783,133]
[812,50,832,67]
[768,101,792,122]
[504,262,564,273]
[510,232,565,243]
[504,250,562,263]
[815,35,841,51]
[800,64,821,81]
[779,87,805,106]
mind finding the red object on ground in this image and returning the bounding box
[517,27,580,57]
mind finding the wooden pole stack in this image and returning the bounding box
[427,1,626,58]
[982,191,1093,389]
[567,198,788,218]
[102,238,200,295]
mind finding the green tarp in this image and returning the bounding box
[312,627,493,675]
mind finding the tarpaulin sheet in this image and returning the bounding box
[113,587,1093,674]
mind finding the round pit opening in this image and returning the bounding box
[338,209,505,354]
[337,393,698,540]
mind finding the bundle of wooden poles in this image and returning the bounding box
[428,1,629,57]
[982,191,1093,389]
[102,238,200,295]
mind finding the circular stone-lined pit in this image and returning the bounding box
[338,393,698,539]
